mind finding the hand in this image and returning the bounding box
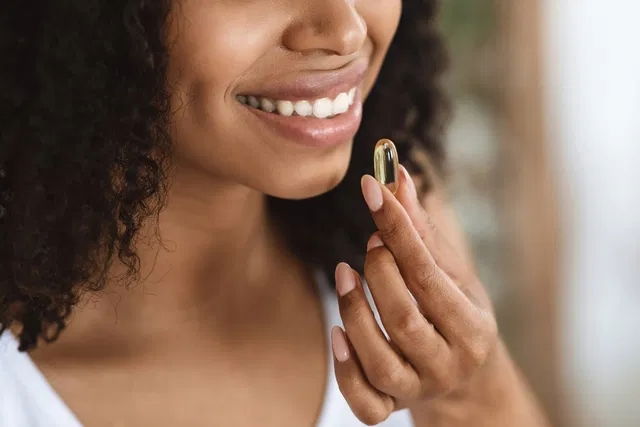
[330,164,499,425]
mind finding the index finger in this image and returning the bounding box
[360,173,474,341]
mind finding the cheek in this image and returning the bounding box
[167,4,277,132]
[165,3,290,183]
[359,0,402,93]
[361,0,402,49]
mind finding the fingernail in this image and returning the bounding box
[335,262,356,297]
[331,326,350,362]
[400,165,418,198]
[366,234,384,251]
[361,175,383,212]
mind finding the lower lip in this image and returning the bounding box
[238,94,363,148]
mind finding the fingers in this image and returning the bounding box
[349,165,500,407]
[361,173,476,341]
[331,325,397,425]
[334,262,421,400]
[363,232,498,398]
[363,237,452,385]
[395,165,476,290]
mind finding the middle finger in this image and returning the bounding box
[361,174,477,341]
[363,235,452,381]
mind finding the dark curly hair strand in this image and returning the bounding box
[0,0,450,351]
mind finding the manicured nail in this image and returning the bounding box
[366,234,384,251]
[331,326,350,362]
[335,262,356,297]
[400,164,418,198]
[361,174,383,212]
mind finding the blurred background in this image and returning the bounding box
[438,1,640,426]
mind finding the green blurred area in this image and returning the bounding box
[435,0,506,304]
[441,0,496,48]
[439,0,499,100]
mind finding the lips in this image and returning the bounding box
[240,91,363,148]
[236,56,369,102]
[235,57,369,148]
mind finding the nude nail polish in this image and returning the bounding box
[335,262,356,296]
[361,175,383,212]
[331,326,350,362]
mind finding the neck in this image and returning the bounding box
[29,162,314,357]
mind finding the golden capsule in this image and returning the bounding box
[373,138,399,195]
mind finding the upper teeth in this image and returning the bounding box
[236,87,357,118]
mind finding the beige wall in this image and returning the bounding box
[497,1,563,425]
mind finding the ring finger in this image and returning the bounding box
[335,262,420,399]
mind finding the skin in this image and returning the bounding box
[334,165,552,426]
[23,0,550,425]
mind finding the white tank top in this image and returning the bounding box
[311,265,415,427]
[0,266,414,426]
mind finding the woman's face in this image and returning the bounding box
[166,0,401,198]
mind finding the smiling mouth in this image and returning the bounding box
[235,86,358,119]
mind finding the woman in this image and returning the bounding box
[0,0,551,425]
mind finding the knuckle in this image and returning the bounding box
[414,261,439,293]
[369,360,404,392]
[462,337,490,367]
[422,328,445,359]
[419,352,457,398]
[357,404,390,426]
[380,217,404,243]
[462,312,499,367]
[430,369,455,396]
[394,309,427,343]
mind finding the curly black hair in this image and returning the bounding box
[0,0,450,351]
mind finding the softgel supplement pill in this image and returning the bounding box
[373,138,399,195]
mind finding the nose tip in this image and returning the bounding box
[282,1,367,57]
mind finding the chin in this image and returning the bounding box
[263,154,351,200]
